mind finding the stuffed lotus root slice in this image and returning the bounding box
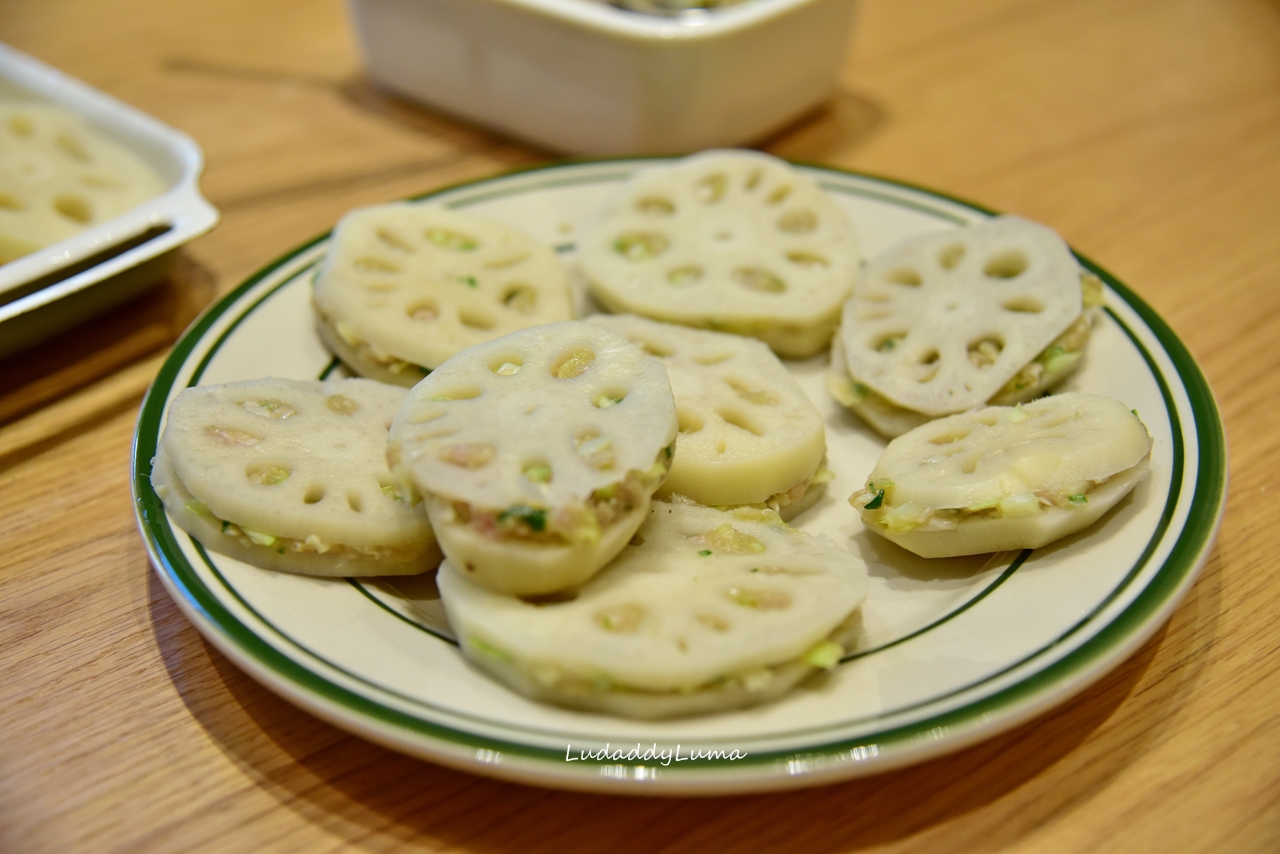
[840,216,1086,417]
[151,378,439,577]
[312,204,573,384]
[388,321,678,596]
[434,502,870,718]
[578,150,861,358]
[830,303,1097,439]
[588,314,828,517]
[851,393,1153,558]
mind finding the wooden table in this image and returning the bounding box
[2,0,1277,850]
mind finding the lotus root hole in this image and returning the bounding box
[8,115,33,136]
[786,251,829,270]
[241,398,297,419]
[694,352,733,366]
[744,169,762,191]
[375,228,414,253]
[938,244,967,269]
[574,431,615,469]
[633,337,673,358]
[968,336,1005,367]
[326,394,359,415]
[733,267,786,293]
[501,285,538,314]
[777,209,817,234]
[520,589,579,606]
[1002,297,1045,313]
[976,413,1000,426]
[725,587,791,609]
[959,452,983,475]
[916,350,941,383]
[80,174,121,190]
[484,253,528,270]
[715,438,728,454]
[460,308,495,330]
[363,281,398,294]
[408,301,439,322]
[885,268,922,286]
[432,385,482,401]
[593,388,627,409]
[596,602,647,632]
[725,378,777,406]
[929,428,972,445]
[425,227,478,252]
[53,194,92,224]
[55,134,90,163]
[696,174,727,203]
[304,485,326,505]
[409,407,445,424]
[636,196,675,215]
[718,407,763,436]
[873,332,906,353]
[347,492,364,512]
[522,461,553,485]
[766,186,792,205]
[697,613,731,632]
[666,265,703,287]
[439,443,495,468]
[552,348,596,379]
[0,193,24,212]
[354,256,401,273]
[984,251,1028,279]
[246,463,291,486]
[205,425,261,446]
[614,232,669,261]
[489,354,523,375]
[856,309,892,322]
[677,409,705,434]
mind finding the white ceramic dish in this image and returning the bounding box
[132,158,1226,795]
[345,0,859,155]
[0,43,218,359]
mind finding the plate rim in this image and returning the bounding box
[131,157,1227,794]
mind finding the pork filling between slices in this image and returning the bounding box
[448,448,672,547]
[850,470,1121,536]
[318,310,428,377]
[180,497,424,562]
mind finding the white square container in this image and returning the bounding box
[345,0,858,155]
[0,43,218,359]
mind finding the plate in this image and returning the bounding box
[131,158,1226,795]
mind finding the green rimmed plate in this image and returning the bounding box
[131,159,1226,795]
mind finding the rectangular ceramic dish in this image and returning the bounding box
[0,43,218,360]
[345,0,859,155]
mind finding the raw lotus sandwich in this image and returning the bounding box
[850,392,1153,558]
[577,149,861,359]
[437,501,870,718]
[589,313,830,519]
[829,215,1104,437]
[152,377,440,576]
[387,320,678,596]
[313,203,574,385]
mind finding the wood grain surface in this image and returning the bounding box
[1,0,1277,851]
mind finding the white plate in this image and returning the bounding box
[132,159,1226,795]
